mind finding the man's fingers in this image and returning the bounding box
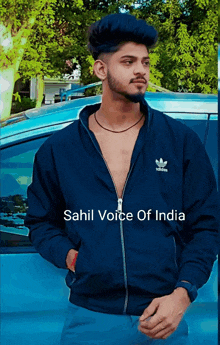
[140,311,166,329]
[151,327,175,340]
[138,319,164,336]
[139,299,159,321]
[140,319,167,335]
[139,321,175,340]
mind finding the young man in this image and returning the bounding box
[25,13,219,345]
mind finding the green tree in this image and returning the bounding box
[131,0,218,93]
[0,0,55,121]
[218,0,220,41]
[1,0,217,122]
[18,0,83,108]
[0,0,84,120]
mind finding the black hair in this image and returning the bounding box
[87,13,158,60]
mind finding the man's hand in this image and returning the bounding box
[138,288,191,340]
[66,249,78,272]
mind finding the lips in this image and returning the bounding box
[132,79,146,84]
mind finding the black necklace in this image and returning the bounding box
[94,112,144,133]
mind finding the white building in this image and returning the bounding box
[30,66,82,105]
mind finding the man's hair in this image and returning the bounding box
[87,13,158,60]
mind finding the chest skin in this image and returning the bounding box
[89,114,145,198]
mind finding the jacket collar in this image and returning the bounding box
[78,99,153,167]
[79,99,152,130]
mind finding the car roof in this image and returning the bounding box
[1,92,217,146]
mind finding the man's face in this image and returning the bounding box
[105,42,150,103]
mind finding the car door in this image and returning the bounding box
[1,135,70,345]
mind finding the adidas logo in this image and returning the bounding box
[156,158,168,172]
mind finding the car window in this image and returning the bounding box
[1,137,48,250]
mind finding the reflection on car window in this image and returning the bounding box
[1,137,48,248]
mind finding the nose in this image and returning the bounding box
[133,62,147,76]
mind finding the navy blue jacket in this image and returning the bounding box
[25,101,219,316]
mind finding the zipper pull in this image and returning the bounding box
[117,198,123,213]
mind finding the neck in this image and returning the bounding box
[98,91,142,127]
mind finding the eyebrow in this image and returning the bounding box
[120,55,150,59]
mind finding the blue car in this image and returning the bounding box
[0,90,218,345]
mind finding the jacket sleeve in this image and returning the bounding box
[24,141,75,269]
[177,130,219,289]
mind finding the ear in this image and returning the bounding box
[93,59,107,81]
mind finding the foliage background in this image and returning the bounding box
[0,0,218,119]
[32,0,218,93]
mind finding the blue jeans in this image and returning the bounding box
[60,302,190,345]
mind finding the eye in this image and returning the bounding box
[123,60,133,65]
[144,61,150,66]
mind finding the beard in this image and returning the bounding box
[107,71,146,104]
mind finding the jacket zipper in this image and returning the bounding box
[81,120,135,314]
[97,152,134,314]
[103,161,135,314]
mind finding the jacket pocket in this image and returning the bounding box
[65,270,76,288]
[65,249,80,287]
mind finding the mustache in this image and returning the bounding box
[130,78,147,84]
